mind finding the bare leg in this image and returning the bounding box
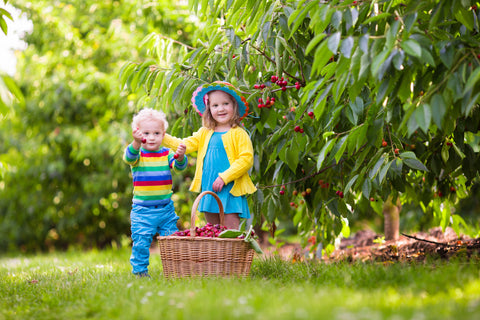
[204,212,240,229]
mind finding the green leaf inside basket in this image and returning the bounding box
[218,226,264,254]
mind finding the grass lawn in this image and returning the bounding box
[1,247,479,320]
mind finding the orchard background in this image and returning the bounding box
[1,0,479,254]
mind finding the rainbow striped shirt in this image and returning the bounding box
[123,145,187,206]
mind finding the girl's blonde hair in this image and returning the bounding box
[202,91,241,129]
[132,108,169,131]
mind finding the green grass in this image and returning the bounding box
[1,248,479,320]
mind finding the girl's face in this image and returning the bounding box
[139,119,165,151]
[208,91,236,130]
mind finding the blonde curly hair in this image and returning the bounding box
[131,108,169,131]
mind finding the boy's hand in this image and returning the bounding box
[174,143,187,162]
[132,127,144,150]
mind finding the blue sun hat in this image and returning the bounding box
[191,81,249,120]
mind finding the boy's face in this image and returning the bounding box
[139,119,165,151]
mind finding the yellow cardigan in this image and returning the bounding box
[162,126,257,197]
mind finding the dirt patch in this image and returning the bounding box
[261,227,480,262]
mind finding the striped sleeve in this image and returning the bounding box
[168,152,188,172]
[123,144,140,165]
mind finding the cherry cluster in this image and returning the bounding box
[171,223,228,238]
[258,97,276,109]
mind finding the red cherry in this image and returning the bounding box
[294,125,301,132]
[141,138,147,143]
[308,111,314,118]
[279,190,285,195]
[281,86,287,92]
[382,140,387,147]
[394,148,399,154]
[174,154,179,159]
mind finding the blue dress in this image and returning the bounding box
[198,131,251,219]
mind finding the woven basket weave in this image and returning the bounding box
[158,191,254,278]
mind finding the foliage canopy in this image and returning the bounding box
[122,0,480,252]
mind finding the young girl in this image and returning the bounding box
[123,108,187,277]
[163,81,256,229]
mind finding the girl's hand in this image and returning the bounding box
[212,176,225,192]
[174,143,187,162]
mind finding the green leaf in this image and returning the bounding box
[431,94,446,129]
[306,33,327,55]
[362,12,391,25]
[344,174,359,196]
[288,1,317,38]
[414,103,431,133]
[340,36,354,58]
[371,49,390,79]
[441,143,449,163]
[463,67,480,95]
[407,115,419,137]
[399,151,417,159]
[420,47,436,67]
[392,49,405,70]
[454,4,474,31]
[218,230,244,238]
[312,39,332,76]
[0,16,7,35]
[369,155,385,179]
[452,143,466,159]
[362,179,371,199]
[402,157,428,171]
[401,39,422,59]
[378,160,392,184]
[334,135,348,164]
[317,139,335,170]
[463,92,480,116]
[2,75,24,104]
[370,199,383,215]
[246,238,263,254]
[284,141,300,172]
[399,152,428,171]
[328,32,341,54]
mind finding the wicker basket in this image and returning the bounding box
[157,191,254,278]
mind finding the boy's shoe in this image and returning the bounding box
[135,271,151,278]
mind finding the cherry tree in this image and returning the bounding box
[122,0,480,254]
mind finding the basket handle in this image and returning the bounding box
[190,191,224,237]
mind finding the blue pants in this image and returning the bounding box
[130,200,179,274]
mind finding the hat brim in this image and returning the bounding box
[191,82,249,120]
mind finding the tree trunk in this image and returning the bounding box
[383,196,401,241]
